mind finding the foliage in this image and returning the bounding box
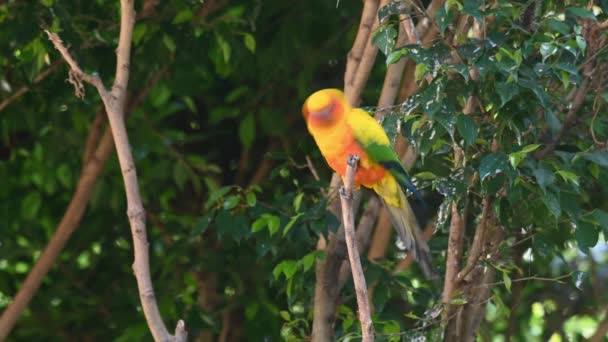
[0,0,607,341]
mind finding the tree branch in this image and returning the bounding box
[0,60,63,112]
[346,0,389,106]
[442,200,465,304]
[457,196,492,282]
[0,127,114,340]
[344,0,380,98]
[43,1,186,341]
[340,155,374,342]
[589,307,608,342]
[44,31,105,97]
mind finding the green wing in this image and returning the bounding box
[348,108,424,203]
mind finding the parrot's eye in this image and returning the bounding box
[310,100,334,121]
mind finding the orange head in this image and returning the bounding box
[302,89,351,127]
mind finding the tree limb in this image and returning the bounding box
[344,0,380,98]
[0,127,114,340]
[340,155,374,342]
[442,200,465,304]
[0,60,63,112]
[457,196,492,282]
[589,307,608,342]
[44,1,186,341]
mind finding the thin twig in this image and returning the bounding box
[44,31,105,96]
[340,155,374,342]
[305,155,321,182]
[0,60,64,112]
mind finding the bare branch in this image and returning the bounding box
[306,155,321,182]
[344,0,380,96]
[43,0,185,340]
[83,108,106,165]
[338,197,381,289]
[0,127,114,340]
[340,155,374,342]
[346,0,389,106]
[442,200,465,304]
[0,60,63,112]
[587,307,608,342]
[112,0,135,105]
[44,30,105,97]
[457,196,492,282]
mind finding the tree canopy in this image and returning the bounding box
[1,0,608,341]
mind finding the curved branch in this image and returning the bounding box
[0,127,114,340]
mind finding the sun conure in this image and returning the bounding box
[302,88,433,277]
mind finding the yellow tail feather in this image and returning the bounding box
[376,180,435,279]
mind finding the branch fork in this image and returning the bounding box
[42,1,187,341]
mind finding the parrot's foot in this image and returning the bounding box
[339,186,353,200]
[347,155,360,167]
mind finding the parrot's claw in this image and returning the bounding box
[347,155,360,167]
[339,186,353,200]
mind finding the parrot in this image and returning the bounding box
[302,88,434,278]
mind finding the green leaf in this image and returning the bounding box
[456,114,477,147]
[162,34,176,52]
[279,310,291,321]
[575,222,599,252]
[576,35,587,54]
[267,214,280,236]
[378,1,410,23]
[56,164,72,187]
[223,195,240,210]
[372,25,397,55]
[566,7,597,20]
[300,252,316,272]
[246,192,257,207]
[293,192,304,212]
[479,153,510,181]
[588,209,608,230]
[239,114,255,149]
[132,23,147,45]
[463,0,482,21]
[281,260,298,279]
[172,9,193,24]
[173,162,188,190]
[583,152,608,167]
[542,188,561,218]
[540,42,558,61]
[436,4,453,35]
[509,144,540,168]
[283,213,303,236]
[215,33,231,62]
[503,271,512,293]
[21,192,42,220]
[205,186,232,210]
[533,167,555,191]
[386,48,406,65]
[243,33,256,52]
[192,213,213,236]
[555,170,580,187]
[252,216,267,232]
[496,81,519,107]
